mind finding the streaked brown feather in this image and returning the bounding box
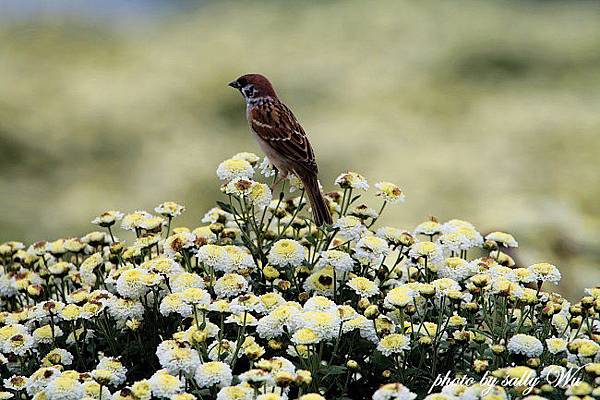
[250,99,318,176]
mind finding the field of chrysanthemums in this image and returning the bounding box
[1,152,599,400]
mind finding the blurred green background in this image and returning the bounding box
[1,0,599,298]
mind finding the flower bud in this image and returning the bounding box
[473,359,489,373]
[399,232,415,247]
[483,240,498,251]
[295,370,312,386]
[491,344,505,354]
[27,284,44,298]
[364,305,379,320]
[471,274,490,288]
[569,316,582,329]
[404,304,417,316]
[209,223,224,234]
[275,371,295,388]
[581,296,594,309]
[278,280,292,291]
[263,265,279,280]
[419,284,436,298]
[346,360,359,370]
[527,358,540,368]
[357,298,371,310]
[298,292,310,303]
[570,305,582,316]
[462,302,479,313]
[268,339,283,350]
[382,370,392,378]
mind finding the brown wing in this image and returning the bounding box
[250,99,318,176]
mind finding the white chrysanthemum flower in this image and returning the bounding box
[408,241,443,265]
[148,370,182,399]
[247,181,272,209]
[507,334,544,357]
[216,158,254,181]
[3,375,28,391]
[485,231,518,247]
[120,210,153,232]
[216,385,253,400]
[546,338,567,354]
[96,356,127,386]
[294,311,340,340]
[201,207,232,224]
[225,312,257,327]
[540,365,566,381]
[116,268,150,299]
[155,341,201,377]
[439,221,483,251]
[160,293,193,318]
[303,296,338,313]
[223,246,256,273]
[384,285,417,308]
[376,227,408,246]
[170,272,205,293]
[107,298,144,322]
[333,216,365,240]
[342,315,377,342]
[431,278,461,296]
[195,361,233,389]
[334,171,369,191]
[291,328,321,345]
[355,236,390,264]
[267,239,305,268]
[513,267,537,284]
[259,157,276,177]
[44,375,83,400]
[229,294,265,314]
[351,204,378,220]
[438,257,473,281]
[372,383,417,400]
[250,294,282,315]
[377,334,411,356]
[154,201,185,217]
[414,219,442,236]
[374,182,405,204]
[25,367,61,396]
[180,287,211,308]
[528,263,561,284]
[213,273,248,298]
[164,232,196,258]
[91,210,124,227]
[0,274,18,297]
[488,265,517,282]
[347,277,379,298]
[461,384,507,400]
[231,152,260,165]
[42,348,74,367]
[81,380,111,399]
[3,332,34,356]
[303,266,342,297]
[317,250,355,273]
[256,304,302,339]
[33,325,63,345]
[143,256,184,276]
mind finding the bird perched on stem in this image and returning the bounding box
[228,73,333,226]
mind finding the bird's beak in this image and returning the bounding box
[228,80,240,89]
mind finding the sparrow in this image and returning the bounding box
[228,73,333,226]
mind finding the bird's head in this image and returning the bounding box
[228,73,277,101]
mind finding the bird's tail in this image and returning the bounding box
[300,173,333,227]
